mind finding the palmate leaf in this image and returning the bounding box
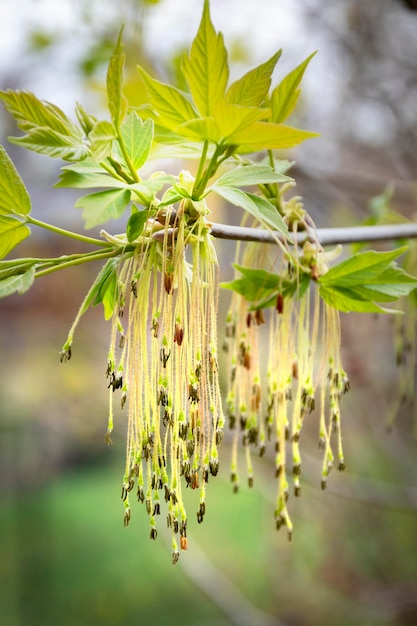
[0,266,35,298]
[226,50,282,107]
[75,188,131,229]
[271,52,317,123]
[138,67,198,131]
[107,28,128,127]
[227,121,319,152]
[212,185,291,240]
[181,0,229,117]
[0,216,31,259]
[88,120,116,162]
[0,145,31,216]
[120,112,153,171]
[0,90,88,161]
[319,246,417,313]
[213,164,292,187]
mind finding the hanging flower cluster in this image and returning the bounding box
[100,200,223,563]
[222,202,350,539]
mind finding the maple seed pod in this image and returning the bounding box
[276,292,284,314]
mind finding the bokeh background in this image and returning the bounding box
[1,1,417,625]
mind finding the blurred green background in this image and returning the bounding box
[1,1,417,625]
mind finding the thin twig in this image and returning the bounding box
[209,222,417,246]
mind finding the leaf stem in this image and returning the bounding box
[193,144,225,199]
[27,216,113,247]
[35,247,124,278]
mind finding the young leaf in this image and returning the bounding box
[0,90,88,161]
[213,164,292,188]
[0,216,31,259]
[55,169,127,189]
[0,266,35,298]
[75,189,131,228]
[101,270,119,320]
[126,205,152,243]
[227,122,319,152]
[271,52,317,123]
[212,100,269,138]
[221,264,280,301]
[9,127,89,161]
[319,247,408,287]
[0,145,31,216]
[107,28,128,127]
[138,67,198,131]
[181,0,229,116]
[319,285,399,314]
[88,120,116,162]
[120,113,153,171]
[226,50,282,107]
[213,185,291,240]
[318,247,417,314]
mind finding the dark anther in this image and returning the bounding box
[127,479,134,492]
[199,502,206,516]
[254,308,265,325]
[123,508,131,527]
[167,513,172,528]
[246,312,253,328]
[174,323,184,346]
[292,463,301,476]
[164,485,171,503]
[215,428,224,445]
[239,415,247,430]
[121,486,128,501]
[209,458,219,476]
[170,490,178,505]
[186,439,195,457]
[228,414,236,429]
[164,273,173,294]
[59,346,72,363]
[153,502,161,516]
[151,473,156,490]
[321,478,327,491]
[173,519,179,534]
[275,465,283,478]
[248,476,254,488]
[181,459,190,476]
[196,511,203,524]
[172,551,180,565]
[121,392,127,409]
[130,280,137,297]
[157,387,168,406]
[145,499,151,515]
[150,527,158,541]
[188,383,199,404]
[259,443,266,457]
[338,460,346,472]
[191,472,199,489]
[119,333,125,349]
[137,486,145,503]
[160,347,171,368]
[156,477,163,490]
[294,484,301,497]
[195,362,202,380]
[151,319,159,338]
[178,422,188,440]
[180,520,187,537]
[104,431,113,445]
[202,466,209,483]
[276,292,284,314]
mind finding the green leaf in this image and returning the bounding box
[101,270,119,320]
[181,0,229,116]
[0,90,87,161]
[120,112,153,170]
[126,205,152,243]
[0,216,31,259]
[318,247,417,314]
[319,285,398,314]
[55,168,127,189]
[213,101,269,138]
[9,128,89,161]
[319,247,408,288]
[227,121,319,152]
[0,258,38,281]
[0,145,31,216]
[0,266,35,298]
[177,117,222,143]
[221,264,280,301]
[213,164,292,188]
[88,120,116,162]
[226,50,282,107]
[107,28,128,126]
[75,189,131,228]
[138,67,198,131]
[213,185,291,240]
[271,52,316,123]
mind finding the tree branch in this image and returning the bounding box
[209,222,417,246]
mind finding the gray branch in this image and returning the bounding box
[209,222,417,246]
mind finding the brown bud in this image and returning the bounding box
[180,536,188,551]
[276,293,284,314]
